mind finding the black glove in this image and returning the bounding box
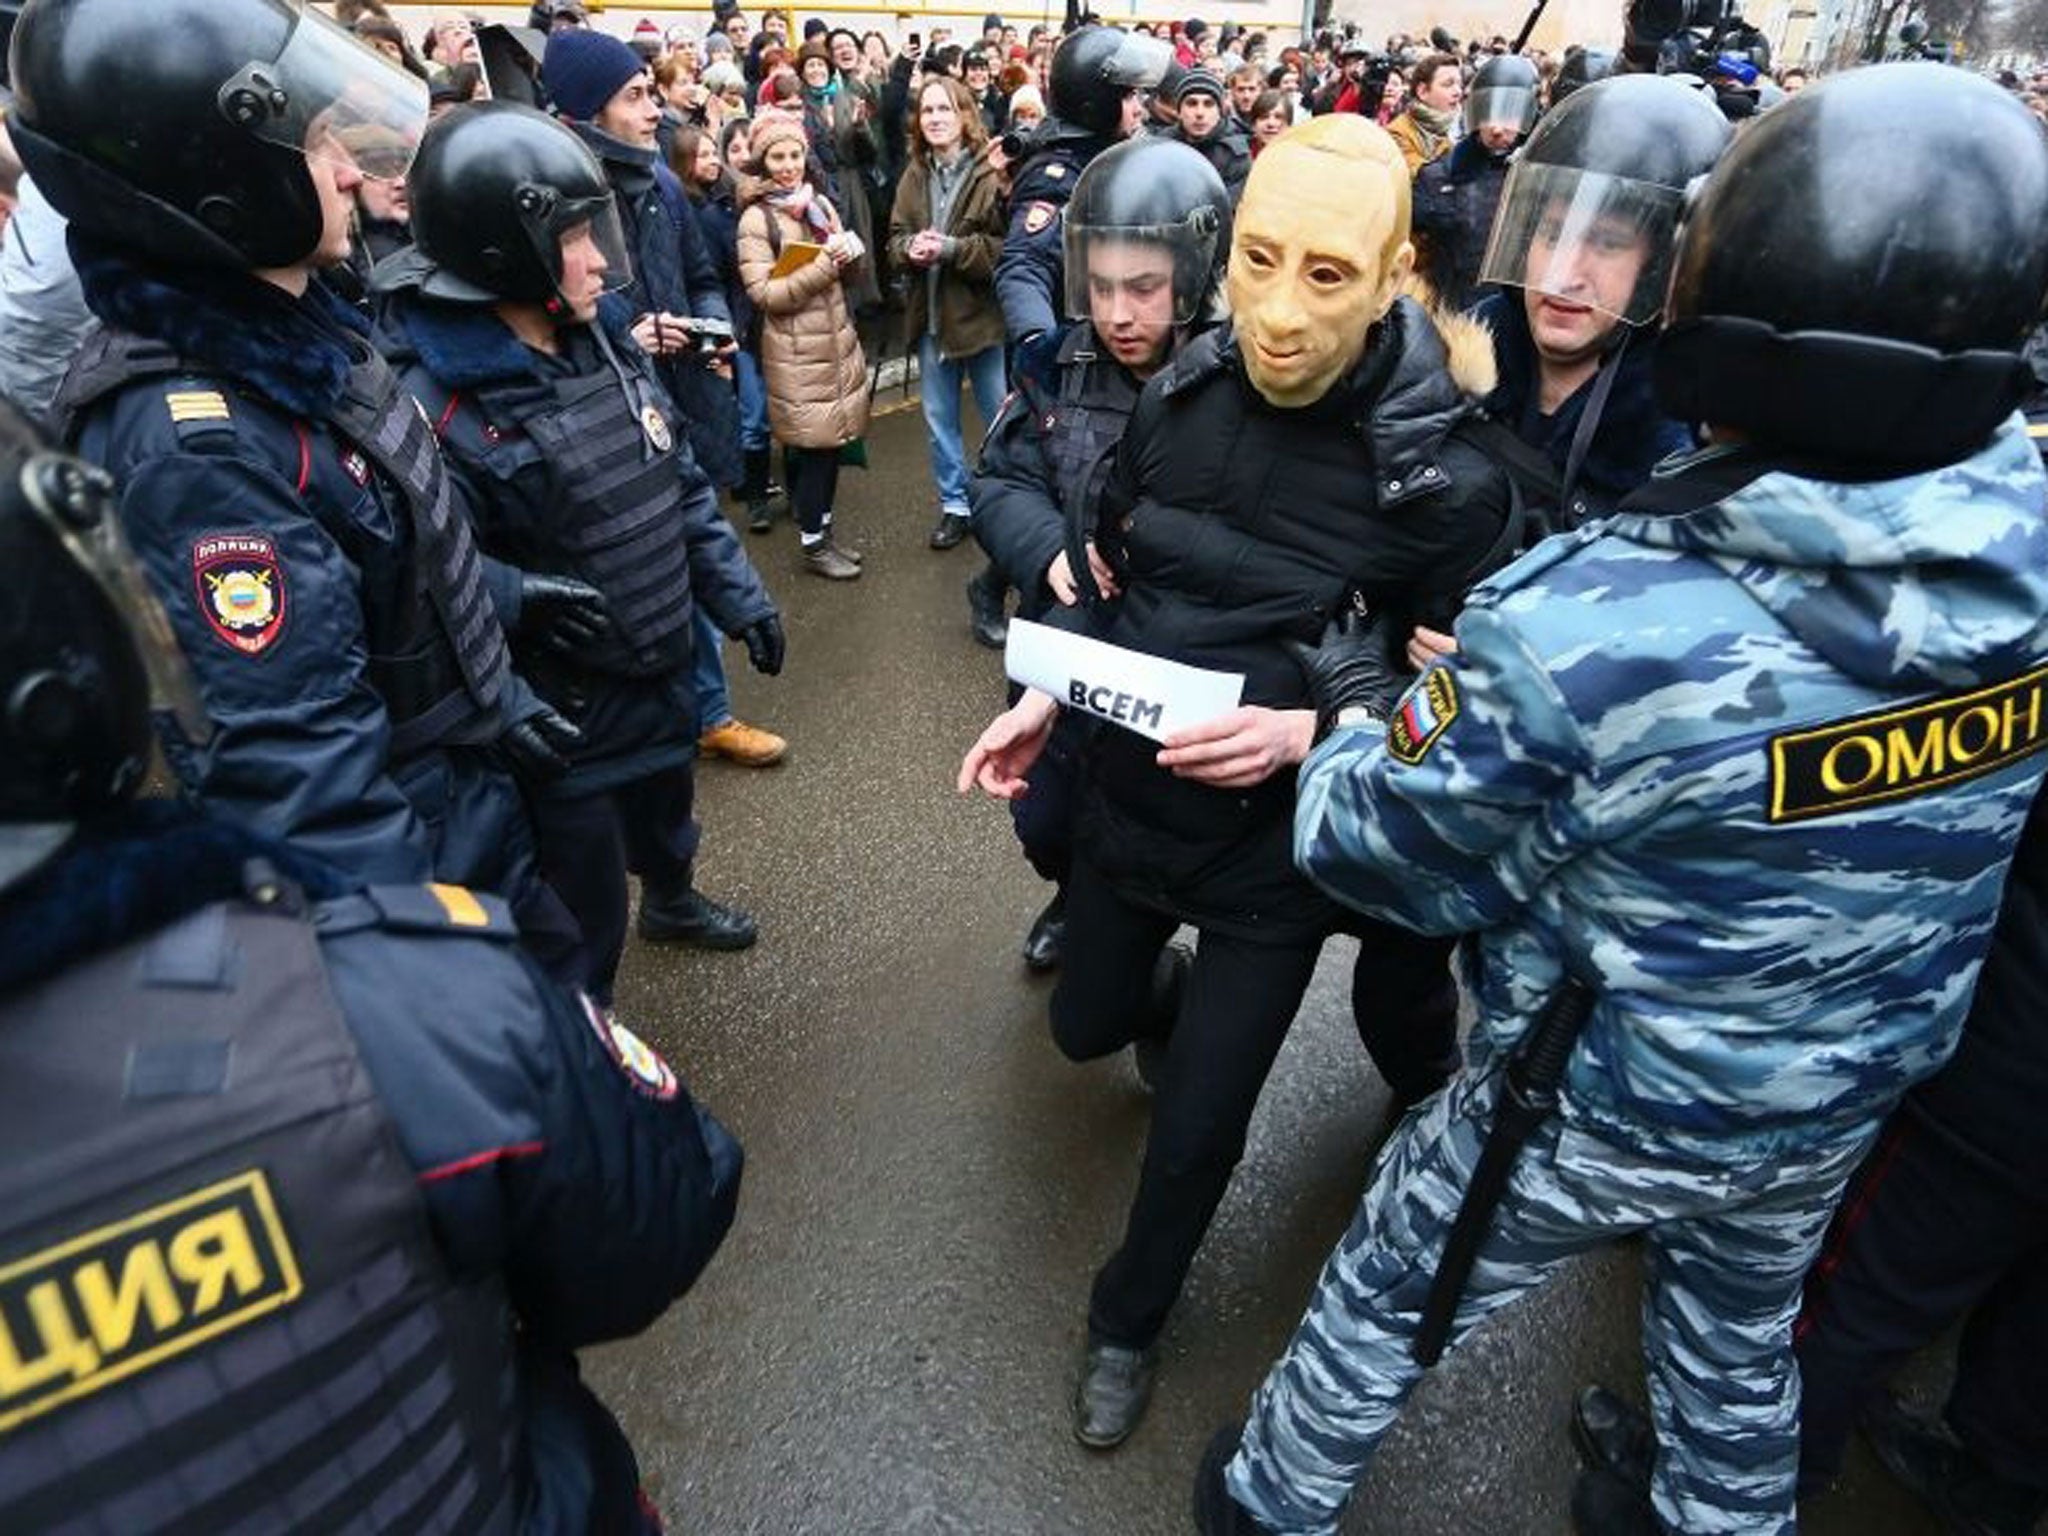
[1285,607,1407,740]
[520,573,612,656]
[500,705,583,784]
[739,613,785,676]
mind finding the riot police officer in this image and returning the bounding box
[0,394,742,1533]
[993,24,1171,349]
[380,102,784,994]
[972,137,1230,972]
[12,0,584,973]
[1404,75,1729,674]
[1201,63,2048,1536]
[1410,53,1539,312]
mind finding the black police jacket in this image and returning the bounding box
[55,246,545,893]
[572,123,744,492]
[971,322,1149,621]
[383,294,777,798]
[995,124,1110,345]
[1067,297,1513,942]
[1909,786,2048,1187]
[0,804,740,1533]
[1472,291,1695,524]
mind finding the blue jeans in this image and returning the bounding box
[691,607,731,731]
[735,347,770,453]
[918,334,1006,514]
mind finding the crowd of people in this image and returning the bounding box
[0,0,2044,1534]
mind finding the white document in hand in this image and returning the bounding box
[1004,618,1244,743]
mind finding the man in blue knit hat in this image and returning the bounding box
[541,27,792,774]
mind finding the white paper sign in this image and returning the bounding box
[1004,618,1245,742]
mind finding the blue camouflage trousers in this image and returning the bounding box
[1228,1053,1880,1534]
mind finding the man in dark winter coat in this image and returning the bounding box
[0,393,742,1536]
[963,114,1509,1450]
[19,0,585,978]
[384,104,783,998]
[1169,66,1251,204]
[542,28,741,492]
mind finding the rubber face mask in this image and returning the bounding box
[1227,136,1411,408]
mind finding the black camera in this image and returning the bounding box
[1624,0,1768,78]
[673,316,735,355]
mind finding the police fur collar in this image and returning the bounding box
[388,292,641,392]
[71,240,371,420]
[0,802,350,997]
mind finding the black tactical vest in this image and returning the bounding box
[1022,330,1142,604]
[469,332,696,677]
[57,330,510,758]
[0,882,517,1533]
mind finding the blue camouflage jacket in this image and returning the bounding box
[1296,419,2048,1159]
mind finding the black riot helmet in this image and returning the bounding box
[1657,63,2048,468]
[1479,74,1731,329]
[1550,46,1616,103]
[1063,136,1230,326]
[1465,53,1541,136]
[1048,25,1172,138]
[0,399,211,890]
[394,101,632,312]
[8,0,426,272]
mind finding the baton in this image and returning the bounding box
[1512,0,1556,55]
[1412,978,1597,1367]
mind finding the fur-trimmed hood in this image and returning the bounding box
[70,237,372,419]
[378,290,641,393]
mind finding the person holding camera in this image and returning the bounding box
[890,76,1008,552]
[382,103,784,995]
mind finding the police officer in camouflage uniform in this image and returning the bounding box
[0,394,742,1534]
[1196,63,2048,1536]
[14,0,586,976]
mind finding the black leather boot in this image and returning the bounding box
[1862,1395,2048,1536]
[637,884,758,949]
[1194,1423,1279,1535]
[1073,1338,1156,1449]
[1134,943,1192,1092]
[741,447,774,533]
[1022,888,1066,972]
[1572,1384,1655,1491]
[966,562,1009,649]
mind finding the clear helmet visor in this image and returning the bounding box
[1478,162,1688,327]
[1465,83,1539,135]
[1096,31,1174,89]
[529,192,635,307]
[19,454,210,745]
[218,4,429,181]
[1063,219,1218,326]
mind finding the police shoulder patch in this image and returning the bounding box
[581,995,679,1101]
[1387,667,1459,765]
[164,389,230,426]
[1023,201,1059,234]
[1768,664,2048,822]
[192,533,287,656]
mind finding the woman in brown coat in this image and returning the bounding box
[888,74,1008,551]
[737,110,871,580]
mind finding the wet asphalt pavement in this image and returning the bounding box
[586,394,1948,1535]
